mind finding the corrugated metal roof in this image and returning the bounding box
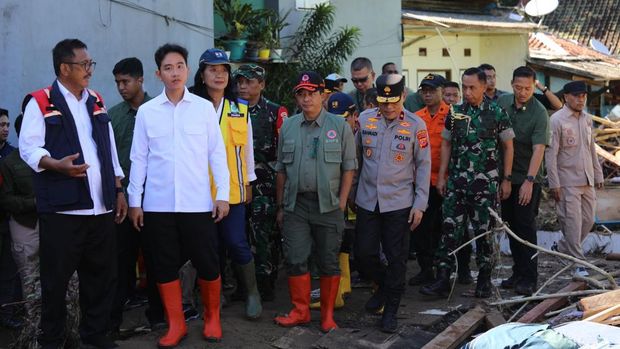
[402,9,540,30]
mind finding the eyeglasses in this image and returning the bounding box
[64,60,97,71]
[351,76,369,84]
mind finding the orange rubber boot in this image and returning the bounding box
[320,276,340,332]
[198,276,222,342]
[156,280,187,348]
[274,273,311,327]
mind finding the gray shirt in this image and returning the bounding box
[298,114,324,192]
[354,108,431,213]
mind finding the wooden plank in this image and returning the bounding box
[578,289,620,312]
[518,281,587,323]
[584,303,620,323]
[422,306,486,349]
[484,309,506,329]
[596,144,620,167]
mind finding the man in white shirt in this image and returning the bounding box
[128,43,230,347]
[19,39,127,349]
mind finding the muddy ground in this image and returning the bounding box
[2,252,618,349]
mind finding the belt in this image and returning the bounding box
[297,192,318,200]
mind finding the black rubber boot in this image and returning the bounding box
[380,294,401,334]
[456,247,473,285]
[365,286,385,314]
[408,268,435,286]
[475,268,492,298]
[419,268,450,298]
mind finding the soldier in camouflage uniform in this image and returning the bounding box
[420,67,514,298]
[234,64,288,300]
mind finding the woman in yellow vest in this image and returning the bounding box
[190,48,261,319]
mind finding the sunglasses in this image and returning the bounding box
[351,76,369,84]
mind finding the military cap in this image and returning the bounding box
[376,74,405,103]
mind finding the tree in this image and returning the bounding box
[264,3,360,111]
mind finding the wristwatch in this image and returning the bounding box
[526,175,535,183]
[542,86,549,94]
[115,187,124,194]
[503,175,512,182]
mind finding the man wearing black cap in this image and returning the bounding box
[233,64,288,301]
[409,74,473,287]
[353,73,431,333]
[274,71,356,333]
[545,81,603,278]
[421,67,514,299]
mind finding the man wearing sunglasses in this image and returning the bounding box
[353,74,431,333]
[233,64,288,301]
[20,38,126,349]
[348,57,376,113]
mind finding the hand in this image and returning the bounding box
[408,208,423,231]
[596,182,604,190]
[347,197,357,213]
[129,207,143,231]
[55,153,89,177]
[245,185,253,203]
[550,188,561,202]
[213,200,230,223]
[276,208,284,229]
[339,200,347,212]
[499,180,512,201]
[518,181,533,206]
[115,193,128,224]
[535,79,545,91]
[436,176,447,197]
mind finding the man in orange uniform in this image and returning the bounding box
[409,74,473,287]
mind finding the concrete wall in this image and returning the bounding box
[403,30,528,91]
[0,0,214,144]
[276,0,402,92]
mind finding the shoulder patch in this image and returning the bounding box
[416,130,429,148]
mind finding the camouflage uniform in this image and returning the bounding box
[247,96,287,298]
[436,101,514,272]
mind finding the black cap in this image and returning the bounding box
[293,71,324,93]
[419,73,446,89]
[376,74,405,103]
[563,81,587,95]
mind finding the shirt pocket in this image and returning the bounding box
[390,139,411,164]
[281,141,295,164]
[228,117,248,146]
[324,142,342,163]
[561,125,578,148]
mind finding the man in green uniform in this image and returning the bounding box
[234,64,288,301]
[421,67,514,298]
[274,71,356,333]
[107,57,164,333]
[497,66,549,296]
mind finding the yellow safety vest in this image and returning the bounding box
[212,98,249,205]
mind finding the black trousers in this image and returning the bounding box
[38,213,117,346]
[0,225,22,321]
[144,212,219,283]
[109,218,164,329]
[354,206,410,296]
[501,183,542,284]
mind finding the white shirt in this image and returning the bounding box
[214,97,257,182]
[128,88,230,212]
[19,80,124,215]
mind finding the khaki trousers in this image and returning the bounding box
[556,186,595,260]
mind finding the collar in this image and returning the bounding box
[511,95,535,112]
[301,109,325,127]
[56,79,88,102]
[563,104,585,118]
[157,87,192,105]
